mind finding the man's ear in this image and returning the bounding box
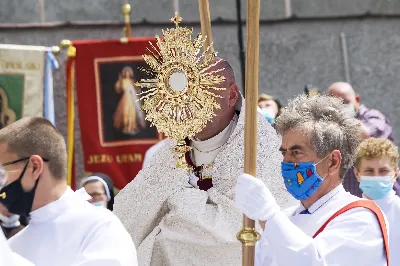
[29,155,45,181]
[228,83,239,107]
[355,95,361,104]
[327,150,341,176]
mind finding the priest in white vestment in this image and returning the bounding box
[113,59,296,265]
[0,117,137,266]
[354,137,400,265]
[236,94,389,266]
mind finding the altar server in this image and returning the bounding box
[0,117,137,266]
[236,94,389,266]
[354,137,400,265]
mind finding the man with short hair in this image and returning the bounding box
[327,82,398,197]
[354,137,400,265]
[114,59,295,265]
[236,94,389,265]
[0,117,137,266]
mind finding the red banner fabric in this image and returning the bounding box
[73,38,161,189]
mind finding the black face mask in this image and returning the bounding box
[0,158,42,217]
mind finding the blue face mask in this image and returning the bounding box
[260,108,275,125]
[281,157,327,200]
[91,201,106,208]
[359,176,394,200]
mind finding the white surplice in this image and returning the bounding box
[0,230,34,266]
[8,187,137,266]
[368,190,400,265]
[256,184,387,266]
[113,100,297,266]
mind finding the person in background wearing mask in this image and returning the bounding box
[94,172,115,211]
[327,81,398,197]
[0,117,137,266]
[354,137,400,265]
[82,174,113,210]
[236,94,389,266]
[0,203,27,239]
[257,93,281,125]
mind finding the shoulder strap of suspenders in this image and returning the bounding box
[312,200,389,266]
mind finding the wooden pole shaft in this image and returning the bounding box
[173,0,180,14]
[198,0,214,53]
[38,0,45,23]
[239,0,261,265]
[340,32,351,83]
[124,13,131,38]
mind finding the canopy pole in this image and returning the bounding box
[237,0,261,265]
[198,0,214,52]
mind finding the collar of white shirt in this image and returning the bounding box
[29,187,85,224]
[295,184,344,215]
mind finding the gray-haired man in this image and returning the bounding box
[236,94,389,266]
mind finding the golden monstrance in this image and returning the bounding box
[136,12,226,170]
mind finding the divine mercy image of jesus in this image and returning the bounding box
[113,66,146,135]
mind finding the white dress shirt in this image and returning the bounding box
[368,190,400,265]
[8,187,137,266]
[256,184,387,266]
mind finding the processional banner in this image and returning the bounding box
[66,38,162,190]
[0,45,52,128]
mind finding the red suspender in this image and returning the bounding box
[312,200,389,266]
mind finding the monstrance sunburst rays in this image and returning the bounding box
[135,12,226,170]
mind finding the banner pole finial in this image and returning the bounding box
[121,3,132,43]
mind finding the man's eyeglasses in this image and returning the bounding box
[2,157,49,167]
[0,157,49,189]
